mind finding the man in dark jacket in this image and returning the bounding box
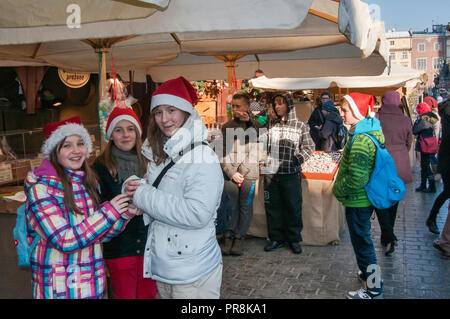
[318,100,343,151]
[427,100,450,234]
[262,92,314,254]
[308,91,331,147]
[219,92,263,256]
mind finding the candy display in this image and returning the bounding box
[301,151,342,180]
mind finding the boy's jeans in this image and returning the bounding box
[345,206,383,294]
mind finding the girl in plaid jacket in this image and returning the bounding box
[24,117,138,299]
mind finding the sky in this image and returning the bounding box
[366,0,450,32]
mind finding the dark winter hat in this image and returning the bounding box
[382,91,400,106]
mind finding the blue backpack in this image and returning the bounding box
[13,204,39,267]
[350,133,405,210]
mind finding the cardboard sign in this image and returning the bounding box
[58,68,90,88]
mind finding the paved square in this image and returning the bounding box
[221,169,450,299]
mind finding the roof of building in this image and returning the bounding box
[386,30,412,38]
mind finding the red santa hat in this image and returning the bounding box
[41,116,92,159]
[106,107,142,138]
[150,76,198,114]
[343,93,375,120]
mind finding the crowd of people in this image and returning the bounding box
[23,74,449,300]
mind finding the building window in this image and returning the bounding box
[433,57,443,69]
[390,52,396,60]
[418,43,425,52]
[417,58,427,70]
[402,51,408,59]
[434,43,441,51]
[390,40,395,45]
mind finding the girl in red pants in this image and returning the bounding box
[93,107,157,299]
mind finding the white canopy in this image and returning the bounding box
[0,0,388,79]
[0,0,169,28]
[248,64,427,91]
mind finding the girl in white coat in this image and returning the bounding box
[124,77,224,299]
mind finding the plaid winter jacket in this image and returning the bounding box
[262,93,314,175]
[24,159,133,299]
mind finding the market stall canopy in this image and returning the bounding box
[141,0,389,81]
[0,0,169,28]
[248,64,427,91]
[0,0,388,79]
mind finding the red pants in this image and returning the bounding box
[105,256,157,299]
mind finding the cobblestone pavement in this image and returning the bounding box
[220,168,450,299]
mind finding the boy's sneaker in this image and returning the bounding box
[347,285,383,299]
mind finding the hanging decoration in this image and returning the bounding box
[98,55,138,142]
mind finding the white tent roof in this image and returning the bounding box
[0,0,169,28]
[0,0,388,79]
[248,63,427,91]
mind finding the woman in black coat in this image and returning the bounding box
[413,103,439,193]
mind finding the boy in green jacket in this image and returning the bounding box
[333,93,384,299]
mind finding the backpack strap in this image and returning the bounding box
[350,133,382,150]
[152,141,209,189]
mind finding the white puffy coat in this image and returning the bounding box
[129,110,223,285]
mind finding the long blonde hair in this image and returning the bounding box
[49,138,100,215]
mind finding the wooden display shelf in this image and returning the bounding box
[301,164,339,181]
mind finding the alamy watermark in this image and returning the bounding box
[368,4,381,21]
[66,4,81,28]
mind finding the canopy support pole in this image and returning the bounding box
[213,55,246,87]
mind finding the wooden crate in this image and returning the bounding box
[0,163,13,184]
[11,160,31,182]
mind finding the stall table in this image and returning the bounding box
[248,152,345,246]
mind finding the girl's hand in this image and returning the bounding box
[128,204,144,216]
[125,180,142,197]
[110,194,130,214]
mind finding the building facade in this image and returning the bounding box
[411,25,446,90]
[386,30,413,68]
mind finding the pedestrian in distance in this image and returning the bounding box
[308,91,331,148]
[413,103,439,193]
[124,77,224,299]
[219,93,263,256]
[262,92,314,255]
[427,100,450,234]
[333,93,384,299]
[93,107,158,299]
[317,100,344,152]
[24,116,139,299]
[424,96,441,140]
[374,91,413,256]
